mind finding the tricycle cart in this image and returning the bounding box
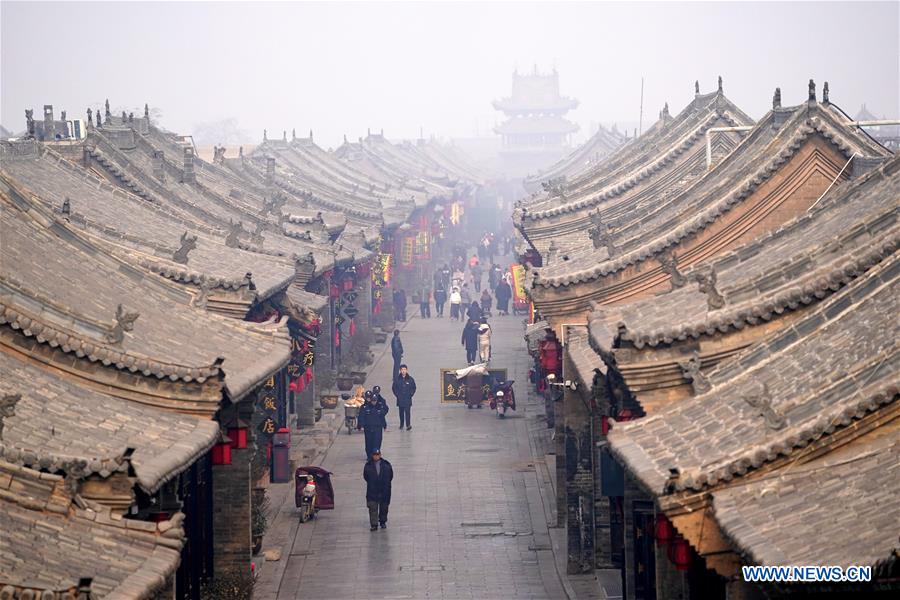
[294,466,335,522]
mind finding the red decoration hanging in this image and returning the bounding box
[349,318,357,337]
[655,514,674,544]
[329,284,340,299]
[295,376,305,394]
[669,536,692,571]
[601,415,610,436]
[334,329,341,348]
[373,298,382,315]
[211,442,232,465]
[343,277,354,292]
[289,380,298,392]
[305,369,313,384]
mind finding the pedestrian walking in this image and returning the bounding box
[357,391,388,458]
[449,286,462,321]
[461,283,472,307]
[390,329,403,381]
[362,449,393,531]
[471,262,483,292]
[478,319,492,363]
[392,365,416,430]
[466,300,482,323]
[461,319,479,365]
[488,263,501,290]
[393,288,407,321]
[371,385,389,416]
[468,253,479,270]
[420,287,431,318]
[495,278,512,316]
[434,282,447,317]
[480,289,493,316]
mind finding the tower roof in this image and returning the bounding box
[493,69,579,114]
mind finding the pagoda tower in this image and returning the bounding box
[493,66,579,177]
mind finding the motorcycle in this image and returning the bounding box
[489,380,516,418]
[295,466,335,523]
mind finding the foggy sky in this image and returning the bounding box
[2,1,898,148]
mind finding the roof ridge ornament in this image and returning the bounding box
[106,304,140,345]
[225,219,244,248]
[173,231,198,264]
[678,352,711,394]
[588,209,616,257]
[808,78,817,104]
[822,81,830,105]
[744,382,786,430]
[0,393,21,441]
[659,249,686,289]
[717,75,723,94]
[694,267,725,310]
[194,279,211,310]
[695,80,700,96]
[61,196,71,217]
[144,103,149,119]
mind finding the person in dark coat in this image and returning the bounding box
[392,365,416,430]
[495,279,512,315]
[433,281,447,317]
[393,288,407,321]
[466,300,482,323]
[461,319,480,365]
[362,449,393,530]
[488,263,502,290]
[390,329,403,381]
[357,391,388,458]
[371,385,388,415]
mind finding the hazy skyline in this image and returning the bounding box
[2,1,898,148]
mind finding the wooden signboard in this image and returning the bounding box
[440,368,507,404]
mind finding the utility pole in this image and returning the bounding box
[638,76,645,137]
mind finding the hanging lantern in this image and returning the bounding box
[669,536,692,571]
[305,369,313,384]
[343,277,354,292]
[601,415,610,436]
[289,380,298,392]
[655,514,674,544]
[211,437,233,465]
[329,284,340,299]
[227,419,249,449]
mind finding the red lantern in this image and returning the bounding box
[539,337,561,373]
[228,428,248,450]
[305,369,313,384]
[655,514,674,544]
[601,415,610,436]
[668,536,692,571]
[329,284,340,299]
[211,440,232,465]
[343,277,354,292]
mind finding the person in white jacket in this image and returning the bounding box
[477,319,492,363]
[449,287,462,321]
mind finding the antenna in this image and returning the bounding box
[638,76,645,136]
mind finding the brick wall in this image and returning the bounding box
[563,362,595,575]
[212,403,252,577]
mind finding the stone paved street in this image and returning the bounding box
[256,309,576,599]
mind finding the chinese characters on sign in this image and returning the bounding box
[440,368,508,403]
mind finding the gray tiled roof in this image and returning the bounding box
[0,146,299,300]
[0,461,183,598]
[524,125,626,189]
[607,251,899,495]
[712,436,899,569]
[566,327,606,388]
[0,183,291,402]
[588,155,900,351]
[532,101,892,288]
[0,351,218,493]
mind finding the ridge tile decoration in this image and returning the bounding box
[528,82,899,596]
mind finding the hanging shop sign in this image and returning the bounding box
[400,237,415,268]
[510,264,527,306]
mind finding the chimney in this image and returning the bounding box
[43,105,54,141]
[182,146,195,183]
[152,150,166,182]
